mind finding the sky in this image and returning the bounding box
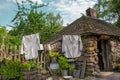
[0,0,96,29]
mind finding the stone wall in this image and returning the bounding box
[110,38,120,64]
[50,35,100,75]
[48,36,120,77]
[82,36,100,75]
[50,41,62,52]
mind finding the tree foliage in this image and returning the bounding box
[9,0,63,43]
[94,0,120,27]
[0,27,21,45]
[43,13,63,42]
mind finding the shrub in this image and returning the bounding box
[0,60,22,80]
[57,56,74,73]
[0,60,41,80]
[49,52,59,57]
[21,61,40,70]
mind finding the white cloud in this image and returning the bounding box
[7,0,43,4]
[31,0,43,4]
[50,0,96,26]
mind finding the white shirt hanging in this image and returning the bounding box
[62,35,83,58]
[21,33,40,60]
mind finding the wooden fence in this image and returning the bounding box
[0,44,47,69]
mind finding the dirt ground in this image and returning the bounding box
[46,72,120,80]
[76,72,120,80]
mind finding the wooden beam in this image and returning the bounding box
[80,57,86,78]
[99,35,110,40]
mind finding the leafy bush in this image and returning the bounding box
[21,62,31,70]
[0,60,22,80]
[58,56,74,73]
[21,61,40,70]
[0,60,40,80]
[0,27,21,46]
[49,52,59,57]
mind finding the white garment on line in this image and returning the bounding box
[62,35,83,58]
[21,33,40,60]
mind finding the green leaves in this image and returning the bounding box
[10,0,63,43]
[94,0,120,27]
[0,60,22,79]
[0,60,40,80]
[58,56,74,71]
[21,61,40,70]
[49,52,59,57]
[0,27,21,45]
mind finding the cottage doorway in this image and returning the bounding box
[97,40,111,71]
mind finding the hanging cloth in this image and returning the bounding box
[21,33,40,60]
[62,35,83,58]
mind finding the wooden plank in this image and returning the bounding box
[37,54,40,65]
[43,54,46,69]
[6,45,8,57]
[2,37,4,45]
[47,66,53,75]
[99,35,110,40]
[101,41,106,70]
[76,56,85,62]
[14,45,17,61]
[80,57,86,78]
[0,45,5,62]
[40,52,44,68]
[18,46,21,61]
[106,42,109,70]
[3,45,6,59]
[0,46,2,62]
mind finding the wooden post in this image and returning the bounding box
[6,45,9,57]
[44,53,46,69]
[10,46,13,60]
[2,36,4,45]
[14,45,17,61]
[37,51,40,66]
[18,46,21,61]
[0,46,2,62]
[2,45,6,59]
[80,57,86,78]
[40,51,43,67]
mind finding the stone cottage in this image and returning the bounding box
[45,8,120,76]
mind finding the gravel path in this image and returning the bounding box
[46,72,120,80]
[83,72,120,80]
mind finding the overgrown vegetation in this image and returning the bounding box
[9,0,63,43]
[58,56,74,73]
[0,60,40,80]
[0,60,22,80]
[0,27,21,45]
[0,0,63,45]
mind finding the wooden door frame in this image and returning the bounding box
[98,40,112,71]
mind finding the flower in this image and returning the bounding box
[21,61,40,70]
[21,60,26,65]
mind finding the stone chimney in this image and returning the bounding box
[86,8,97,18]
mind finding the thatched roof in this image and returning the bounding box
[45,16,120,44]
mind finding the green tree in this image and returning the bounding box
[94,0,120,27]
[0,27,21,45]
[10,0,46,37]
[41,13,63,42]
[0,27,7,45]
[10,0,63,43]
